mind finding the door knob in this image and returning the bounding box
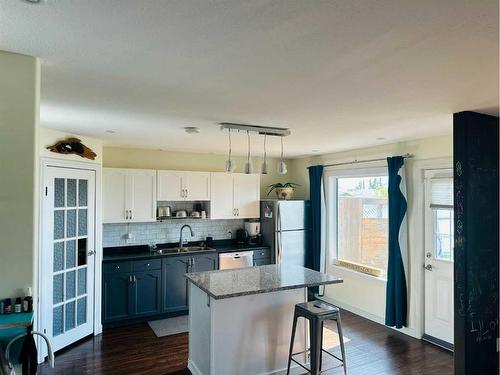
[88,250,96,256]
[424,264,433,271]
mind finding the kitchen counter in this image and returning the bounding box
[103,241,269,262]
[185,264,342,300]
[186,265,342,375]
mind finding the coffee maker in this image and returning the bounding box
[244,221,262,246]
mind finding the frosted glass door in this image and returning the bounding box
[43,167,95,352]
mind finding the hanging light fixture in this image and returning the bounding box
[261,134,268,174]
[225,129,236,173]
[278,135,287,175]
[244,131,253,174]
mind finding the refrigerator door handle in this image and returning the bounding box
[276,203,282,263]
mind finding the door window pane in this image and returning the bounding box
[65,301,75,331]
[78,180,88,206]
[434,209,454,261]
[78,239,87,266]
[336,176,389,277]
[66,271,76,299]
[66,240,76,269]
[54,179,65,208]
[77,268,87,295]
[53,274,63,304]
[54,210,65,240]
[66,209,76,238]
[78,209,87,236]
[53,306,63,336]
[67,179,77,207]
[53,242,64,272]
[77,297,87,326]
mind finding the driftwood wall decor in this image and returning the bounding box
[47,137,97,160]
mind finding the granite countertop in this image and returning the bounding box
[185,264,343,300]
[102,241,270,262]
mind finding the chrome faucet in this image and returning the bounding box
[179,224,194,248]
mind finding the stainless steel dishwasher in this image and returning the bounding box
[219,251,254,270]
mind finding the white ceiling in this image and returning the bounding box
[0,0,498,157]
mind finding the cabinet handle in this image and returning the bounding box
[236,208,239,216]
[130,210,133,220]
[146,263,150,267]
[133,275,137,283]
[115,265,120,270]
[125,210,128,220]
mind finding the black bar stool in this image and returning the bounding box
[286,300,347,375]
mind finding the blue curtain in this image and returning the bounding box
[385,156,408,328]
[308,165,323,273]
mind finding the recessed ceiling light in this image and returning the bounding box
[184,126,200,134]
[105,130,116,134]
[312,149,320,153]
[376,137,386,141]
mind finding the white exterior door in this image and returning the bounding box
[41,166,96,352]
[424,169,454,347]
[233,174,260,218]
[184,172,210,201]
[210,172,235,219]
[128,169,156,222]
[157,170,184,201]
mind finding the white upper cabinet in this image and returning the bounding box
[210,173,260,220]
[157,171,184,200]
[103,168,157,223]
[157,171,210,201]
[210,173,235,219]
[233,174,260,218]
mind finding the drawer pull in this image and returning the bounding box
[115,265,120,270]
[146,263,150,267]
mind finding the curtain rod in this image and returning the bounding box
[308,153,414,169]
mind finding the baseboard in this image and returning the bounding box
[187,359,202,375]
[318,296,419,339]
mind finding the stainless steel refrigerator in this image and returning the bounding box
[260,200,310,267]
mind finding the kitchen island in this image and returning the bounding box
[185,264,342,375]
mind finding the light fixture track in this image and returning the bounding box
[219,122,290,137]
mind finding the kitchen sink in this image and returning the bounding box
[155,245,215,254]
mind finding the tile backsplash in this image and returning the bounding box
[103,219,246,247]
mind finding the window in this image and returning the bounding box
[327,168,389,278]
[429,176,454,261]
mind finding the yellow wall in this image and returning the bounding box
[288,134,452,199]
[0,51,40,298]
[103,146,293,197]
[287,134,453,335]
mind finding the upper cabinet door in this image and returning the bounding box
[128,169,157,222]
[103,168,128,223]
[210,172,235,219]
[233,174,260,219]
[184,172,210,201]
[157,171,184,201]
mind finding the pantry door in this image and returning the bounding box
[41,166,96,352]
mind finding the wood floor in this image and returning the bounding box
[38,310,453,375]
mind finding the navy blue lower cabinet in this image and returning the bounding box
[254,257,271,266]
[162,256,190,313]
[132,270,162,317]
[103,271,133,322]
[192,253,218,272]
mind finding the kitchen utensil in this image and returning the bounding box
[236,229,249,246]
[191,211,201,218]
[158,206,171,217]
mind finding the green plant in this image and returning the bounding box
[267,182,301,196]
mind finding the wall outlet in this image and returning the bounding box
[227,230,232,239]
[124,232,135,244]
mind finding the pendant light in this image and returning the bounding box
[261,134,268,174]
[225,129,236,173]
[244,131,253,174]
[278,135,287,175]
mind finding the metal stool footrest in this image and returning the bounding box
[290,348,345,374]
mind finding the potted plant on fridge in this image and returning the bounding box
[267,182,301,200]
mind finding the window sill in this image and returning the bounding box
[329,264,387,284]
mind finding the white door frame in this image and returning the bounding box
[410,157,452,340]
[37,158,102,361]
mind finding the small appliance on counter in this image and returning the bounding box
[236,229,249,246]
[245,221,262,245]
[158,206,172,219]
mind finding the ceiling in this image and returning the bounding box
[0,0,498,157]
